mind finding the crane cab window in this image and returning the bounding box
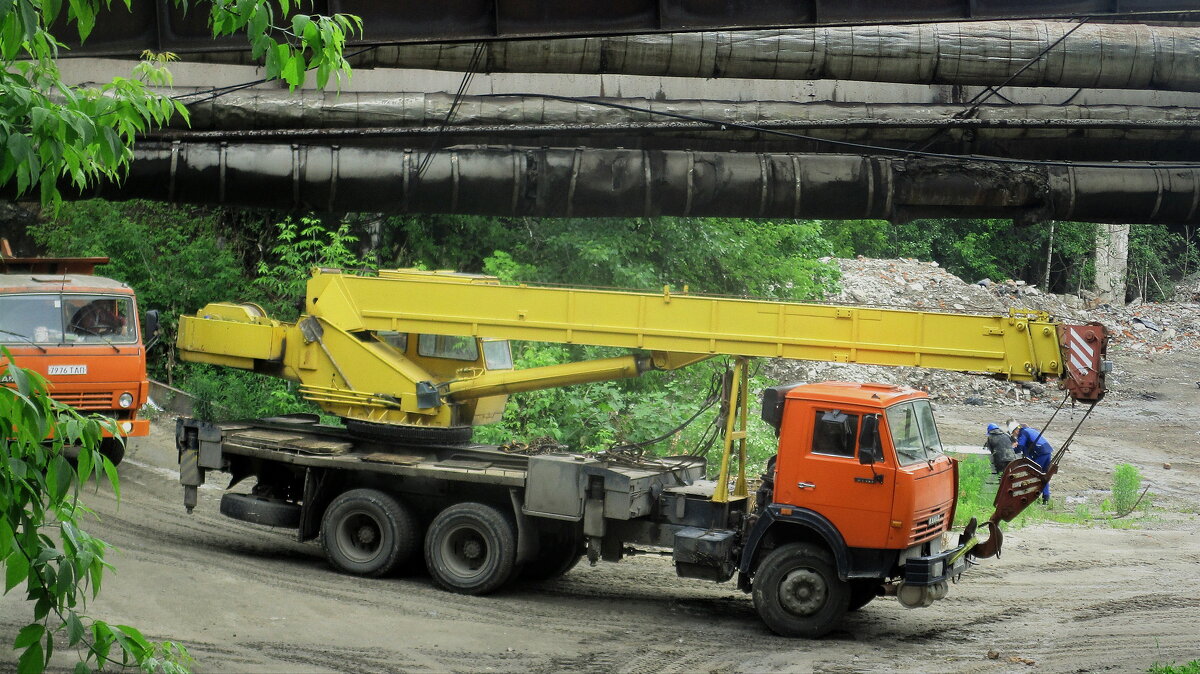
[482,339,513,370]
[418,334,479,361]
[375,331,409,353]
[811,410,859,458]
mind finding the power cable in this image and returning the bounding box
[910,17,1092,153]
[473,91,1200,170]
[416,42,485,179]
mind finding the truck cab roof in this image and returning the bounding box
[0,273,133,294]
[785,381,928,408]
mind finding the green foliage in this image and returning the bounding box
[1150,660,1200,674]
[254,216,371,319]
[1128,225,1198,301]
[0,0,360,208]
[181,364,313,422]
[31,200,251,382]
[1,351,191,672]
[1110,463,1146,514]
[380,216,841,301]
[821,218,1099,293]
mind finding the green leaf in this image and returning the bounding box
[66,611,85,646]
[14,623,44,649]
[16,639,44,674]
[4,548,29,592]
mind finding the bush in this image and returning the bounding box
[1110,463,1146,514]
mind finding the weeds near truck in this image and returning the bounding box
[1105,463,1149,515]
[1,354,191,672]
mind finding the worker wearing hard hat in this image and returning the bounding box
[1006,419,1054,504]
[983,423,1017,474]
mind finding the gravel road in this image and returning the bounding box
[3,349,1198,673]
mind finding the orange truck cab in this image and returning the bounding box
[742,381,965,635]
[0,249,154,465]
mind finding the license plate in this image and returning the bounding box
[48,365,87,375]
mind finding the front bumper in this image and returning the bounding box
[101,417,150,439]
[903,543,970,586]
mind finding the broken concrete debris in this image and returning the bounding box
[764,257,1198,404]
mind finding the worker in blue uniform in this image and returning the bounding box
[1006,419,1053,504]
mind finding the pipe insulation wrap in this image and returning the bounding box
[351,21,1200,92]
[87,144,1200,224]
[173,89,1200,131]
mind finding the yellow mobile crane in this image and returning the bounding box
[175,269,1107,637]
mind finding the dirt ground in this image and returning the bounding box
[3,348,1199,673]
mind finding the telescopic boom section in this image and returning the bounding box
[176,269,1107,430]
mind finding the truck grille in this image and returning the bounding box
[909,500,952,545]
[51,392,113,410]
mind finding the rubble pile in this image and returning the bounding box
[770,257,1200,405]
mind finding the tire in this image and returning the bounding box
[752,542,849,638]
[520,523,584,581]
[98,438,125,467]
[345,419,473,446]
[220,492,302,528]
[847,580,882,612]
[321,488,419,577]
[425,502,518,595]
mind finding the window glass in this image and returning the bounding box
[0,295,64,344]
[913,399,944,456]
[376,331,409,353]
[63,295,137,343]
[886,400,945,467]
[417,334,479,361]
[811,410,859,458]
[482,339,513,370]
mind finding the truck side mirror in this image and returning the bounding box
[859,414,882,465]
[144,310,160,349]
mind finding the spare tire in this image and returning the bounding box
[220,493,301,528]
[344,419,473,446]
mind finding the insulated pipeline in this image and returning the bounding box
[89,144,1200,224]
[331,21,1200,92]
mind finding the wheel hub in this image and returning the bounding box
[778,568,827,616]
[355,525,378,546]
[462,539,483,559]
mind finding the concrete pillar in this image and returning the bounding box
[1095,223,1129,304]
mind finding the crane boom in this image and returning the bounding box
[177,268,1107,432]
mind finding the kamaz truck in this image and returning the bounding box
[175,268,1107,636]
[0,242,156,464]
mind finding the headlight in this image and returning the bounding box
[930,560,944,577]
[118,393,134,408]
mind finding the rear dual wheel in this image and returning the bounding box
[425,502,518,595]
[321,488,419,577]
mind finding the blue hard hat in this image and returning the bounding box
[986,423,1000,433]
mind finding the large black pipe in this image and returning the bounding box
[80,143,1200,225]
[57,2,1200,56]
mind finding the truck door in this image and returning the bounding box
[775,407,897,550]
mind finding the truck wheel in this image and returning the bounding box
[847,580,881,612]
[321,488,418,577]
[344,419,473,446]
[752,542,849,638]
[425,502,517,595]
[98,438,125,467]
[521,524,584,581]
[220,492,302,528]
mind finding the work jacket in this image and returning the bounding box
[1013,426,1053,460]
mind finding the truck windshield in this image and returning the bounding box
[0,294,137,345]
[885,399,945,467]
